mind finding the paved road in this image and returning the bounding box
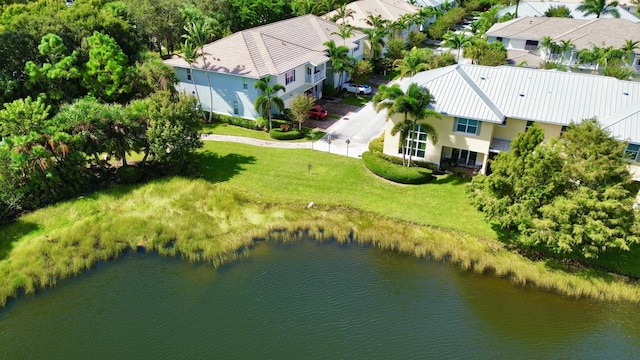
[202,102,388,158]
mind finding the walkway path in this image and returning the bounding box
[201,101,388,158]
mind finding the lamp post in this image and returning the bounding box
[327,133,332,153]
[310,132,316,150]
[345,139,351,158]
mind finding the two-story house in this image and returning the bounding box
[485,17,640,70]
[382,64,640,179]
[164,14,366,120]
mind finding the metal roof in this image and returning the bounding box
[164,15,366,78]
[400,65,640,142]
[496,1,640,22]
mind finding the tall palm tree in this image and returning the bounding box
[324,39,353,88]
[372,83,440,166]
[254,75,285,131]
[331,23,354,47]
[330,3,355,23]
[362,14,390,60]
[538,36,559,61]
[183,19,214,123]
[576,0,620,18]
[558,39,575,63]
[621,39,640,66]
[180,39,206,121]
[442,31,472,63]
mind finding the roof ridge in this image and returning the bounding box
[456,65,506,122]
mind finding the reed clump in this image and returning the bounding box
[2,176,640,307]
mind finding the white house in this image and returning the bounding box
[382,64,640,179]
[164,15,366,120]
[496,1,640,22]
[485,17,640,70]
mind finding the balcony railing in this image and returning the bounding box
[305,70,325,84]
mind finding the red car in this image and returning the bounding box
[308,105,328,120]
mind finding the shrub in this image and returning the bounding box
[368,135,384,153]
[115,165,144,184]
[269,128,304,140]
[210,112,262,130]
[362,151,434,184]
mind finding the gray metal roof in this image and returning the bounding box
[164,15,366,78]
[400,65,640,142]
[496,1,640,22]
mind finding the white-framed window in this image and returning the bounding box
[285,69,295,85]
[186,68,192,81]
[403,125,429,158]
[243,78,248,90]
[233,100,239,115]
[454,117,480,135]
[625,143,640,162]
[525,40,538,51]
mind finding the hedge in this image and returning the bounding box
[362,151,434,184]
[209,112,262,130]
[269,128,304,140]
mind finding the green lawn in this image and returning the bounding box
[196,141,493,238]
[202,123,325,142]
[341,94,370,107]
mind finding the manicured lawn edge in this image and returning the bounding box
[362,151,434,184]
[2,176,640,307]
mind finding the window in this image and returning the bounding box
[402,125,429,158]
[354,40,360,52]
[525,120,534,131]
[285,70,295,85]
[243,78,248,90]
[496,37,503,42]
[455,118,480,135]
[186,68,192,81]
[560,125,568,136]
[625,143,640,162]
[525,40,539,51]
[233,100,239,115]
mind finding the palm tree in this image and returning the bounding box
[331,23,354,47]
[621,39,640,66]
[372,83,440,166]
[362,14,390,61]
[183,19,214,123]
[254,75,285,131]
[393,47,433,79]
[330,3,355,23]
[558,39,575,63]
[538,36,559,61]
[442,31,472,63]
[292,0,318,16]
[576,0,620,18]
[324,39,353,88]
[180,39,207,121]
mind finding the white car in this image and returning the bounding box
[341,82,372,95]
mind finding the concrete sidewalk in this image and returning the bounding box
[201,102,388,158]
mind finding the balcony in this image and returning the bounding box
[305,70,325,84]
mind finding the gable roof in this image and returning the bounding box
[400,65,640,142]
[326,0,421,29]
[496,1,640,22]
[164,14,366,78]
[486,17,640,52]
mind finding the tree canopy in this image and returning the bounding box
[468,119,640,259]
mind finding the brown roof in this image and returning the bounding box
[164,14,366,78]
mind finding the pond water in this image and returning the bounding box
[1,240,639,359]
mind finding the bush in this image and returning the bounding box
[368,135,384,153]
[115,165,144,184]
[269,128,304,140]
[210,112,262,130]
[362,151,434,184]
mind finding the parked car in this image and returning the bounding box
[341,82,372,95]
[308,105,328,120]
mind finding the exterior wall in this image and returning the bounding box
[175,67,260,119]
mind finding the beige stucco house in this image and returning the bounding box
[383,64,640,179]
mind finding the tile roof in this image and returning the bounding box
[326,0,421,29]
[400,64,640,142]
[496,1,640,22]
[486,17,640,51]
[164,14,366,78]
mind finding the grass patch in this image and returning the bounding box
[340,94,370,107]
[2,142,640,305]
[328,113,341,119]
[202,123,271,140]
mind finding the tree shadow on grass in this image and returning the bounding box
[0,219,39,261]
[191,150,257,183]
[431,174,470,185]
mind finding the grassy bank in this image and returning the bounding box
[2,142,640,305]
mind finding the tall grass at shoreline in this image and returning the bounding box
[2,176,640,306]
